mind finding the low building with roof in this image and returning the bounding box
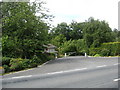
[43,44,57,53]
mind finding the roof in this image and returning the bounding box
[43,44,56,49]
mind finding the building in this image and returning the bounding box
[43,44,57,53]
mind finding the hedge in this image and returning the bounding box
[89,42,120,56]
[2,53,55,73]
[101,42,120,56]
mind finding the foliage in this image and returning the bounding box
[83,17,114,48]
[60,40,77,54]
[51,34,66,47]
[89,42,120,56]
[89,48,101,56]
[3,65,10,73]
[94,54,101,57]
[2,2,50,59]
[59,39,86,55]
[75,39,86,55]
[50,17,117,56]
[2,57,11,66]
[2,54,55,73]
[69,21,83,40]
[50,22,71,40]
[10,58,25,71]
[100,42,120,56]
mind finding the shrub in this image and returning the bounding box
[101,42,120,56]
[3,65,10,73]
[39,53,55,63]
[10,58,25,71]
[10,61,24,71]
[89,48,101,56]
[2,57,11,66]
[32,55,42,64]
[100,48,110,56]
[94,54,101,57]
[47,53,55,60]
[22,59,31,68]
[89,42,120,56]
[28,63,37,68]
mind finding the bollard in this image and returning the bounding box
[65,53,67,57]
[85,53,87,57]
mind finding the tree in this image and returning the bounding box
[69,21,83,40]
[83,17,114,48]
[112,28,120,42]
[51,34,66,47]
[2,2,50,59]
[60,40,77,54]
[50,22,71,40]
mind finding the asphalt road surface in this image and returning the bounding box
[2,56,119,88]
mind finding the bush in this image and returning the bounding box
[28,63,38,68]
[32,55,42,64]
[22,59,31,68]
[89,48,101,56]
[10,58,25,71]
[89,42,120,56]
[101,42,120,56]
[2,57,44,72]
[39,53,55,63]
[2,53,56,73]
[94,54,101,57]
[9,58,39,71]
[2,57,11,66]
[100,48,110,56]
[60,40,77,54]
[3,65,10,73]
[47,53,55,60]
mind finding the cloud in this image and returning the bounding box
[43,0,119,29]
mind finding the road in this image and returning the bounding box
[2,56,119,88]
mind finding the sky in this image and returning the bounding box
[31,0,119,30]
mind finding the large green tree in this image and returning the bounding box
[2,2,50,59]
[83,17,114,48]
[50,22,71,40]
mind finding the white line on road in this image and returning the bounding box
[113,63,120,65]
[4,63,118,80]
[4,68,88,80]
[12,75,32,79]
[113,63,118,65]
[113,78,120,82]
[47,68,88,75]
[96,65,107,68]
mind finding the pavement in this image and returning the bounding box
[2,56,119,88]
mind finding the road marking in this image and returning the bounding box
[47,68,87,75]
[113,63,119,65]
[12,75,32,79]
[96,65,107,68]
[113,78,120,82]
[4,68,88,80]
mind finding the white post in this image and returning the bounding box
[65,53,67,57]
[85,53,87,57]
[55,53,57,58]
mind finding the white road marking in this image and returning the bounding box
[113,63,118,65]
[47,68,87,75]
[97,65,107,68]
[4,68,88,80]
[113,78,120,82]
[4,63,118,80]
[12,75,32,79]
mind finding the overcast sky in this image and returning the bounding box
[33,0,119,30]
